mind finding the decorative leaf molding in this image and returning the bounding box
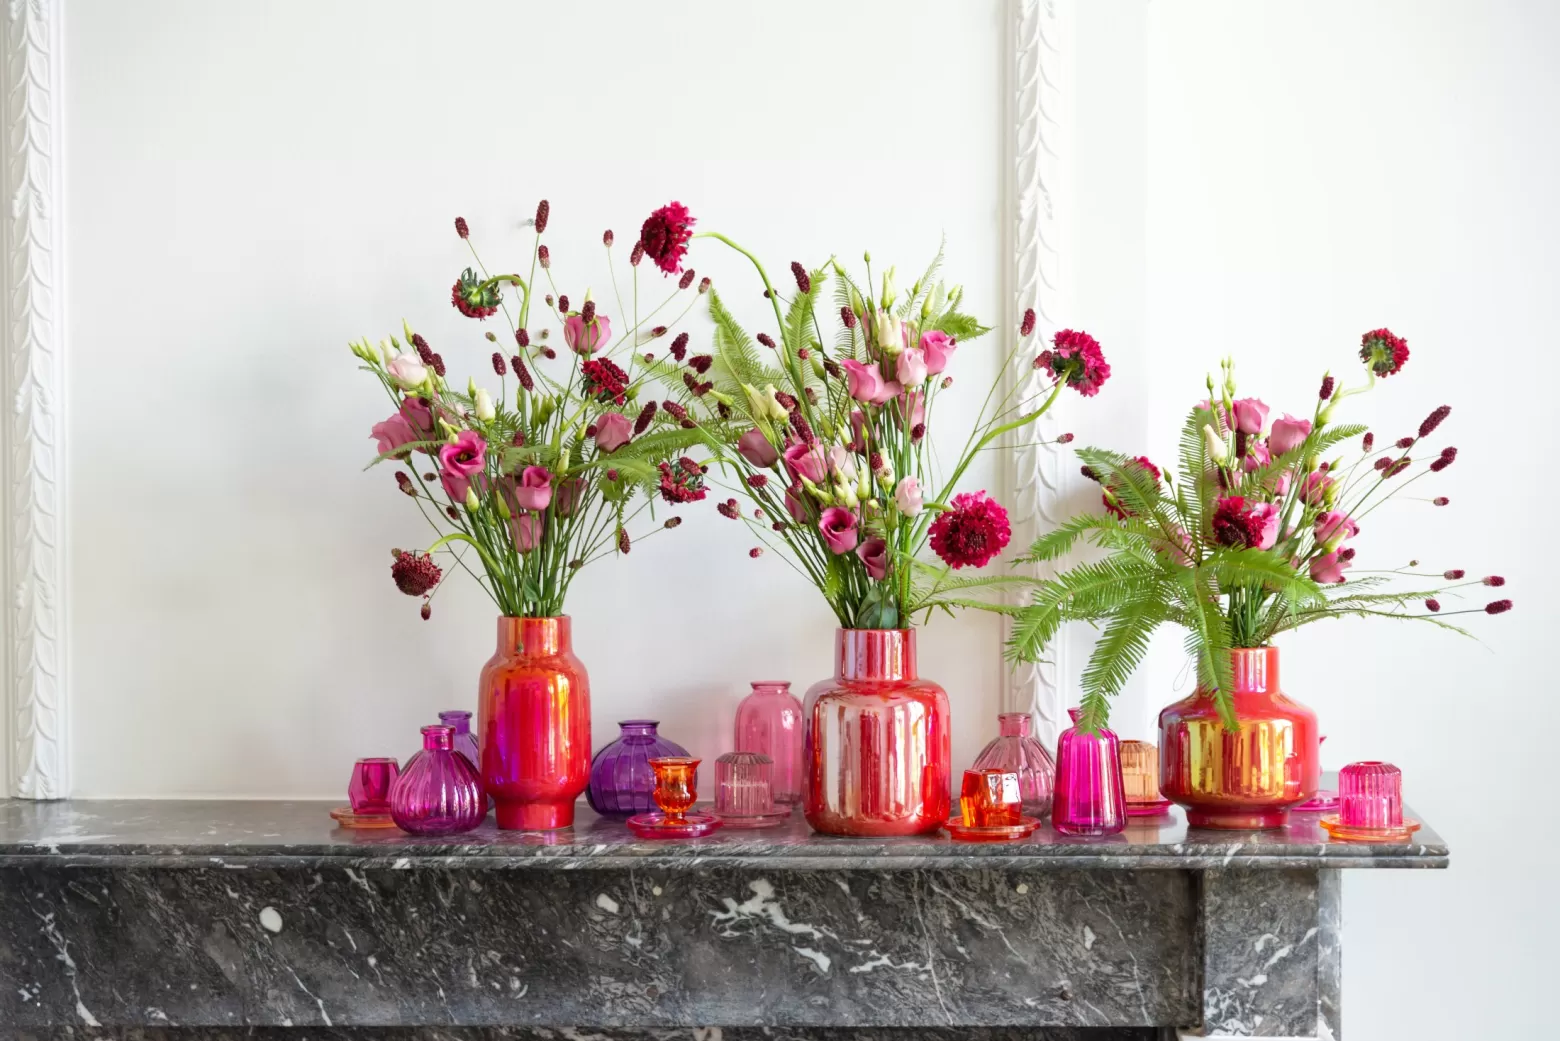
[1005,0,1072,751]
[3,0,66,798]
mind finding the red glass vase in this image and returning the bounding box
[803,628,951,836]
[1158,646,1320,830]
[477,616,591,830]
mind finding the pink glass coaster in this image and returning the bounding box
[1126,798,1173,817]
[626,811,723,839]
[1293,789,1338,813]
[329,806,398,829]
[944,815,1042,843]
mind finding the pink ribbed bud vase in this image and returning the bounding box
[390,725,485,836]
[1050,709,1126,837]
[734,681,805,805]
[971,712,1056,819]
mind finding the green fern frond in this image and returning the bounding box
[1078,599,1169,730]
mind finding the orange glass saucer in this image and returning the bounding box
[943,815,1041,843]
[1318,814,1420,843]
[330,806,398,829]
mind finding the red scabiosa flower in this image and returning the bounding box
[581,357,630,405]
[657,457,707,504]
[1036,329,1110,396]
[929,491,1012,569]
[1360,328,1409,377]
[639,200,696,275]
[1102,456,1161,519]
[451,268,500,319]
[390,551,442,596]
[1211,495,1279,549]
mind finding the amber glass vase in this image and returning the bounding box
[803,628,951,836]
[477,616,591,830]
[1158,646,1319,830]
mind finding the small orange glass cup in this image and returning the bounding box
[960,768,1023,827]
[649,756,701,823]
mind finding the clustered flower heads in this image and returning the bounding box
[929,492,1012,569]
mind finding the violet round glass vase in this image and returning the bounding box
[389,725,485,836]
[438,710,488,814]
[1051,708,1127,837]
[586,720,692,816]
[734,681,805,805]
[971,712,1056,819]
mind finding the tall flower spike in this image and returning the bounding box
[617,527,630,554]
[491,352,507,376]
[516,328,530,347]
[538,245,551,269]
[757,333,776,350]
[791,261,811,294]
[603,229,614,246]
[1319,375,1335,400]
[840,306,857,329]
[629,241,645,267]
[1419,405,1451,438]
[512,355,534,391]
[1020,308,1036,337]
[454,216,469,239]
[634,401,657,434]
[670,332,689,361]
[679,269,696,290]
[1486,599,1513,614]
[534,199,550,234]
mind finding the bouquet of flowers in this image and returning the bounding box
[1007,329,1512,730]
[351,202,710,618]
[623,201,1111,628]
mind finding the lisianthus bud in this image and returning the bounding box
[880,267,897,310]
[464,488,480,511]
[1203,424,1229,464]
[874,312,901,357]
[475,388,496,422]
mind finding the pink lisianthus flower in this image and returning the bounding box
[782,440,827,484]
[387,355,428,390]
[510,512,543,554]
[785,483,810,523]
[855,537,889,581]
[841,359,887,404]
[594,411,633,453]
[919,330,956,374]
[827,444,857,483]
[513,465,554,511]
[1232,398,1269,436]
[553,476,585,517]
[896,348,928,388]
[894,476,923,516]
[1310,550,1351,584]
[738,428,779,467]
[1242,442,1271,473]
[818,506,859,555]
[563,313,612,355]
[1300,471,1335,507]
[437,431,487,503]
[1314,510,1358,550]
[896,389,926,429]
[1268,414,1313,456]
[371,412,418,457]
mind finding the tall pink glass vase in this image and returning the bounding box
[803,628,951,837]
[1051,708,1126,837]
[477,617,592,831]
[389,725,485,836]
[734,681,805,805]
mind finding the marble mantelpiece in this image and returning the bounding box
[0,799,1446,1039]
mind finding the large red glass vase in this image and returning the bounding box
[477,616,591,830]
[1158,646,1319,830]
[803,628,951,836]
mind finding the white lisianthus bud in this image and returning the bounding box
[834,477,859,509]
[387,354,428,390]
[760,385,789,422]
[874,312,903,358]
[474,388,496,422]
[464,488,480,511]
[741,383,768,420]
[880,267,898,310]
[1203,423,1229,464]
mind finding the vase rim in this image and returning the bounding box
[618,719,660,728]
[838,626,915,634]
[501,615,570,621]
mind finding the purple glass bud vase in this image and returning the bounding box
[438,710,489,814]
[389,725,485,836]
[971,712,1056,819]
[1051,708,1126,837]
[587,720,692,816]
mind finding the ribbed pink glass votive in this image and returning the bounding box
[713,751,789,828]
[1320,760,1420,842]
[348,757,400,814]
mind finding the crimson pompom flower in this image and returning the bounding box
[451,268,501,319]
[1360,328,1409,377]
[391,551,442,596]
[1210,495,1278,549]
[657,458,707,504]
[1103,456,1161,519]
[929,491,1012,569]
[639,200,696,275]
[1036,329,1110,396]
[1426,598,1441,612]
[581,357,630,405]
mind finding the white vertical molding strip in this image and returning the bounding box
[2,0,66,799]
[1004,0,1072,751]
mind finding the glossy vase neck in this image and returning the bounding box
[497,616,572,657]
[1229,646,1279,694]
[998,712,1032,738]
[749,681,792,696]
[618,720,661,740]
[835,628,917,683]
[438,711,471,736]
[421,725,454,751]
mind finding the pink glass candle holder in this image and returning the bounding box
[627,756,722,838]
[734,681,805,805]
[713,751,789,828]
[960,769,1023,827]
[1120,740,1171,817]
[1051,708,1127,837]
[348,757,400,814]
[389,725,485,836]
[971,712,1056,819]
[1320,761,1421,842]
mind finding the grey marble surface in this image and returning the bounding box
[0,798,1448,871]
[15,1029,1166,1040]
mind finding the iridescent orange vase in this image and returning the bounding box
[1158,646,1319,830]
[803,628,951,836]
[477,616,591,830]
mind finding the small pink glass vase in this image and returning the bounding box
[971,712,1056,819]
[390,725,485,836]
[438,710,488,814]
[348,758,400,815]
[1320,761,1421,842]
[734,681,805,805]
[1051,708,1126,837]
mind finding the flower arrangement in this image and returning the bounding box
[1007,329,1512,730]
[623,202,1111,629]
[351,202,712,618]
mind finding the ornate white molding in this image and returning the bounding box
[2,0,67,798]
[1004,0,1072,750]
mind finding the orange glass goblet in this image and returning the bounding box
[649,756,701,824]
[960,768,1023,827]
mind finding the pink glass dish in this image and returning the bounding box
[389,725,485,836]
[944,815,1042,843]
[1294,789,1339,813]
[1320,761,1420,842]
[971,712,1056,819]
[626,810,724,838]
[734,681,805,805]
[1051,708,1127,837]
[348,757,400,814]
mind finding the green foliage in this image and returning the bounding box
[708,288,784,398]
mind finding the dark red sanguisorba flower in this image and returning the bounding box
[639,201,696,275]
[451,268,501,319]
[391,551,442,596]
[581,357,630,405]
[1036,329,1110,396]
[1359,327,1409,377]
[657,457,708,504]
[929,491,1012,569]
[1103,456,1161,519]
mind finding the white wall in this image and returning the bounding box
[53,0,1555,1035]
